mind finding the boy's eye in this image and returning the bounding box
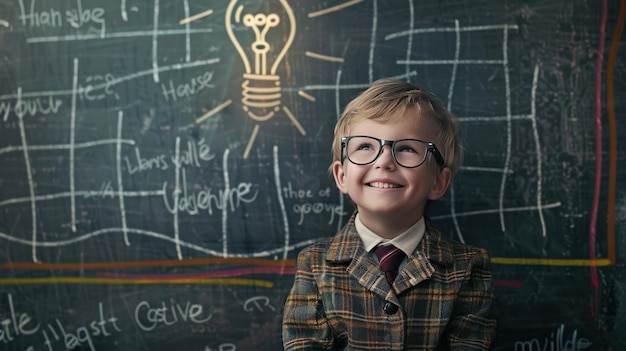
[356,142,376,151]
[396,143,419,153]
[397,145,416,153]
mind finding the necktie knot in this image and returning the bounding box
[374,245,406,284]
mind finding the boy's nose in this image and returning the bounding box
[374,145,396,169]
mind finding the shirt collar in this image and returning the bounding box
[355,213,425,257]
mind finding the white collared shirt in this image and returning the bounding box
[355,213,425,263]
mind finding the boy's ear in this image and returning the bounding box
[331,161,349,194]
[428,167,452,200]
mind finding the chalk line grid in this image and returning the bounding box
[389,22,552,243]
[302,0,557,247]
[0,0,314,263]
[0,1,567,266]
[399,26,556,247]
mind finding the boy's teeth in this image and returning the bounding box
[370,182,398,189]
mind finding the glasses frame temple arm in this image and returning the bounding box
[428,143,446,169]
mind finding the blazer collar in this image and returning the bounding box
[325,214,456,296]
[325,213,454,267]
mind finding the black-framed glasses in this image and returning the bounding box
[341,136,445,169]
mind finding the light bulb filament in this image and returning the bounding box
[243,13,280,75]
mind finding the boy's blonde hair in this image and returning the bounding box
[331,79,464,175]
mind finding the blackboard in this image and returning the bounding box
[1,0,625,350]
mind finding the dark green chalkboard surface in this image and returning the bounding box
[1,0,625,350]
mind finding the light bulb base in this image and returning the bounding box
[241,73,282,122]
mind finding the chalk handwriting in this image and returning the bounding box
[18,0,106,37]
[282,183,346,225]
[65,0,106,37]
[281,182,315,199]
[171,138,215,168]
[134,299,213,332]
[124,138,215,175]
[514,324,591,351]
[1,293,264,350]
[161,71,215,102]
[243,296,275,312]
[125,148,169,175]
[162,168,258,216]
[0,294,39,344]
[1,88,63,121]
[77,74,118,101]
[293,202,347,226]
[17,0,63,27]
[40,304,122,351]
[161,147,257,216]
[0,293,122,351]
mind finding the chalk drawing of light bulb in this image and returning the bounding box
[226,0,303,159]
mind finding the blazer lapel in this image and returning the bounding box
[394,221,455,295]
[325,216,395,301]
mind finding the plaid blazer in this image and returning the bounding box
[283,215,498,350]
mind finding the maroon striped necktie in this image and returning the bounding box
[374,245,406,284]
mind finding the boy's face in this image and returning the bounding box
[331,107,451,234]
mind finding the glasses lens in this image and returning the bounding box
[345,137,429,167]
[346,136,380,165]
[393,139,428,167]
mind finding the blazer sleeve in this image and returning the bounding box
[442,247,499,350]
[282,247,335,351]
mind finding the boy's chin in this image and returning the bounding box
[357,206,425,218]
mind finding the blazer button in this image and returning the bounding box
[384,302,398,315]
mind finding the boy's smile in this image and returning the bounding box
[368,181,401,189]
[332,107,451,238]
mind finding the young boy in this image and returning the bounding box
[282,79,498,350]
